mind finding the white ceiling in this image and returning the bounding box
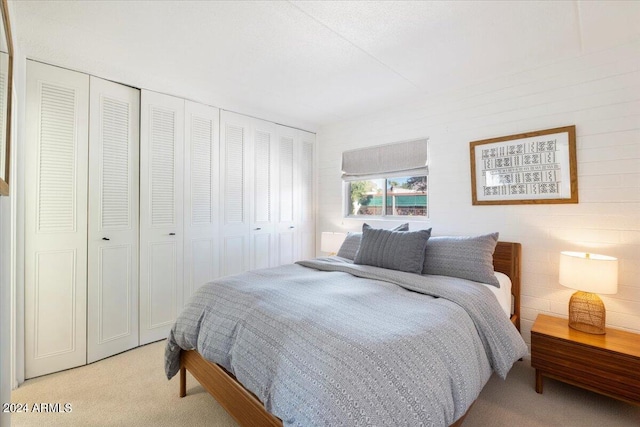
[8,1,640,131]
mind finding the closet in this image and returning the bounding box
[24,61,314,378]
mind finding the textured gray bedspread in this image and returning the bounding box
[165,257,527,426]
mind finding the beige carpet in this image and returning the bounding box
[11,341,640,426]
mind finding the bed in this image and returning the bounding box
[166,239,526,427]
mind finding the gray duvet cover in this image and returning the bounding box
[165,257,527,427]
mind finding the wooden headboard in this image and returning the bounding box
[493,241,522,331]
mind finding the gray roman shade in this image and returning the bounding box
[341,138,428,181]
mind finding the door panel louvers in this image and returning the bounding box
[101,97,130,229]
[150,106,175,226]
[225,124,244,224]
[37,83,77,232]
[301,141,313,222]
[190,116,213,224]
[279,137,294,222]
[254,131,271,223]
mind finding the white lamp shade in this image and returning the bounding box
[559,251,618,294]
[321,232,347,254]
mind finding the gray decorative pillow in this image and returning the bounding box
[336,233,363,260]
[422,233,500,287]
[336,223,409,260]
[354,224,432,274]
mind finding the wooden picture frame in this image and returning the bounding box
[0,0,14,196]
[470,125,577,205]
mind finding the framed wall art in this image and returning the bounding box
[470,125,577,205]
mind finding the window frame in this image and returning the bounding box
[343,174,429,220]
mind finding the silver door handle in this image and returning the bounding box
[289,226,295,229]
[254,228,261,231]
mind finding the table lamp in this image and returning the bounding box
[559,251,618,335]
[321,232,347,255]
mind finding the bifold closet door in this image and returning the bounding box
[25,61,89,378]
[298,131,316,261]
[274,127,316,264]
[220,111,252,276]
[87,76,140,363]
[250,120,277,270]
[139,90,184,345]
[183,101,219,302]
[275,125,298,265]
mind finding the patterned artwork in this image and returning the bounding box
[471,126,577,204]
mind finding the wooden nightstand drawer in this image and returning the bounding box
[532,333,640,403]
[531,314,640,406]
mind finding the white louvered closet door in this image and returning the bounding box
[298,131,316,261]
[220,111,252,276]
[139,90,184,345]
[183,101,219,303]
[275,125,298,265]
[87,77,140,363]
[25,61,89,378]
[250,119,277,270]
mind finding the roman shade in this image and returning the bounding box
[341,138,428,181]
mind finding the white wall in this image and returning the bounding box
[317,40,640,347]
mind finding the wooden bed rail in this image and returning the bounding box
[180,350,282,427]
[180,350,470,427]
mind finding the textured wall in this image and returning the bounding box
[316,41,640,347]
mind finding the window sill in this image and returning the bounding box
[344,215,430,222]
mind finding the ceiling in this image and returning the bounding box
[8,1,640,131]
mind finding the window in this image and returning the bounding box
[342,138,429,219]
[348,178,384,216]
[347,176,428,217]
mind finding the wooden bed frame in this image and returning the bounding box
[179,241,522,427]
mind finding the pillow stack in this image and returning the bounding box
[336,225,500,287]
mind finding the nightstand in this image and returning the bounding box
[531,314,640,406]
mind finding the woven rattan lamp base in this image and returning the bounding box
[568,291,606,334]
